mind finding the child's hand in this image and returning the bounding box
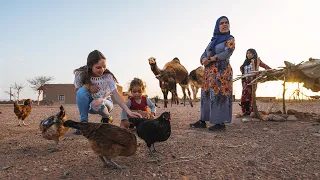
[127,111,142,118]
[90,85,100,94]
[137,110,149,118]
[150,112,156,119]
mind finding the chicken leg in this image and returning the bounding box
[108,160,126,169]
[99,156,109,167]
[47,141,58,153]
[99,156,126,169]
[23,121,30,126]
[148,144,164,156]
[19,120,29,126]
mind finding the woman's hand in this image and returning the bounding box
[226,39,235,50]
[91,98,103,111]
[90,85,100,94]
[209,55,218,62]
[201,57,209,66]
[127,110,142,118]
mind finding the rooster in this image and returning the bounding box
[129,112,171,155]
[14,99,32,126]
[39,105,70,152]
[63,120,137,169]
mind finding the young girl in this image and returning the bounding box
[120,78,156,129]
[240,49,271,116]
[73,50,142,134]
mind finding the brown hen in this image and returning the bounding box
[63,120,137,169]
[14,99,32,126]
[40,105,70,152]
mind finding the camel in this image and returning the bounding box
[149,57,179,107]
[188,66,204,102]
[148,57,193,108]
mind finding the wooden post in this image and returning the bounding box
[282,76,286,114]
[252,83,259,118]
[9,87,12,101]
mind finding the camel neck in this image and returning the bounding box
[151,64,161,75]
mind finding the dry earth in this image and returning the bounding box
[0,101,320,180]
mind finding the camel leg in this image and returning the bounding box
[171,84,179,106]
[186,87,193,107]
[162,89,168,108]
[170,90,173,107]
[190,84,196,102]
[170,90,176,107]
[180,85,187,106]
[172,90,177,107]
[180,84,193,107]
[175,91,179,105]
[195,86,200,102]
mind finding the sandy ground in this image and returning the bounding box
[0,101,320,180]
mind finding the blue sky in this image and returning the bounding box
[1,0,319,101]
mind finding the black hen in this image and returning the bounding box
[63,120,137,169]
[129,112,171,154]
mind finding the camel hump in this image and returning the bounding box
[172,57,180,63]
[196,66,204,70]
[163,57,183,70]
[189,70,198,82]
[189,66,204,82]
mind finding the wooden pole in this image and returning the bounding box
[9,87,12,101]
[252,83,259,118]
[298,83,301,102]
[282,76,286,114]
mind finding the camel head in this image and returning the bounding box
[148,57,156,65]
[149,57,161,75]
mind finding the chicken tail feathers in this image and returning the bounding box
[63,120,98,137]
[63,120,82,129]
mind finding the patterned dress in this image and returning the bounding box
[200,37,235,124]
[74,73,117,101]
[240,58,271,113]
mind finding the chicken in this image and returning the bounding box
[14,99,32,126]
[63,120,137,169]
[129,112,171,155]
[39,105,70,152]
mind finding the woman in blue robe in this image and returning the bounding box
[190,16,235,131]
